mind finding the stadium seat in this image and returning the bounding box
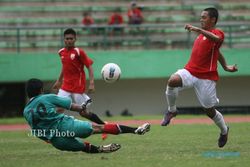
[0,0,250,52]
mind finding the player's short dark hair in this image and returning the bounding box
[26,78,43,98]
[204,7,219,24]
[64,28,76,37]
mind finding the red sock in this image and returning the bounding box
[103,124,120,135]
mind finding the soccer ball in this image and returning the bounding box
[101,63,121,83]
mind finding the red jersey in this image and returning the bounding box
[108,13,124,25]
[82,17,94,26]
[185,29,224,81]
[58,47,93,93]
[127,8,143,18]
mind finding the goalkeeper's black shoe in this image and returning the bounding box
[99,143,121,153]
[218,126,229,148]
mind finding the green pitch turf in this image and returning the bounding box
[1,122,250,167]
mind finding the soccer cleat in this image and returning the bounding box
[99,143,121,153]
[134,123,151,135]
[218,126,229,148]
[161,111,177,126]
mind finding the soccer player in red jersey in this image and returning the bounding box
[161,8,238,148]
[53,28,95,115]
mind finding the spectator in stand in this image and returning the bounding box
[127,1,143,25]
[109,8,124,26]
[108,8,124,35]
[82,12,94,26]
[81,12,95,34]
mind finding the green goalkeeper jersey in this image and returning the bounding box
[23,94,72,140]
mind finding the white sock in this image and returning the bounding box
[166,86,178,112]
[212,110,228,135]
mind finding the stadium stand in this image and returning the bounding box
[0,0,250,52]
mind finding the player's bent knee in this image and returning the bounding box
[168,74,182,87]
[204,107,216,118]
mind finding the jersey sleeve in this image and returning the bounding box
[49,94,72,110]
[79,49,93,68]
[58,48,64,57]
[213,29,224,43]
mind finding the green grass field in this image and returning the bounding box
[0,116,250,167]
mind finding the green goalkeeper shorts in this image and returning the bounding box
[49,116,93,151]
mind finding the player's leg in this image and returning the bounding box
[49,116,93,152]
[55,116,121,153]
[166,75,180,112]
[58,115,93,138]
[72,93,106,124]
[57,89,72,113]
[161,74,180,126]
[194,79,229,147]
[205,107,229,148]
[50,137,120,153]
[92,123,150,135]
[58,89,71,98]
[61,116,150,136]
[161,69,193,126]
[72,93,92,108]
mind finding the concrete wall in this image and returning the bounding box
[55,76,249,116]
[1,49,249,116]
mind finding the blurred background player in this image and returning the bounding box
[161,7,238,148]
[52,28,95,115]
[24,78,150,153]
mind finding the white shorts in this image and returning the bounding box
[175,69,219,108]
[58,89,92,107]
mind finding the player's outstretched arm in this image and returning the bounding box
[218,51,238,72]
[52,69,63,92]
[184,24,221,42]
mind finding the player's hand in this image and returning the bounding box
[87,89,95,94]
[88,84,95,94]
[225,64,238,72]
[184,24,192,31]
[185,24,200,32]
[52,80,62,93]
